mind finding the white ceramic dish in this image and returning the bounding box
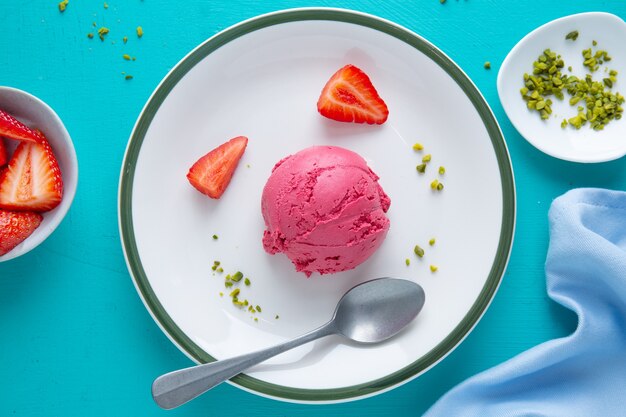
[498,12,626,163]
[0,87,78,262]
[119,8,515,403]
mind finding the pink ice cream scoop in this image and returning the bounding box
[261,146,391,276]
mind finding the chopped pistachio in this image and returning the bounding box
[484,61,491,70]
[592,40,597,46]
[561,119,568,129]
[103,2,109,9]
[123,54,131,61]
[124,75,133,80]
[217,267,223,273]
[212,234,218,240]
[244,278,251,286]
[416,163,426,174]
[123,36,128,44]
[211,265,217,271]
[412,142,424,151]
[136,26,144,37]
[430,265,438,272]
[254,317,258,322]
[429,238,436,246]
[275,315,280,319]
[430,179,440,189]
[219,292,223,297]
[58,0,69,12]
[438,166,445,175]
[405,258,410,266]
[422,154,432,163]
[231,271,243,282]
[565,30,579,41]
[414,245,424,258]
[97,27,110,41]
[229,288,240,298]
[224,281,233,288]
[436,182,444,191]
[87,33,94,39]
[255,305,262,313]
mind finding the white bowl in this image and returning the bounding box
[0,87,78,261]
[498,12,626,163]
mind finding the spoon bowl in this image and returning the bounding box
[152,277,425,409]
[498,12,626,163]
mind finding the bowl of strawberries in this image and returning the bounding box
[0,87,77,261]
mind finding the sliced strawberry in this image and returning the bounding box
[0,209,43,256]
[187,136,248,199]
[0,109,45,143]
[0,138,7,167]
[317,64,389,125]
[0,139,63,212]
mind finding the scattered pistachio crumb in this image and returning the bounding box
[430,265,438,272]
[244,278,251,286]
[568,66,573,72]
[436,182,444,191]
[422,154,432,163]
[229,288,240,298]
[103,2,109,9]
[224,281,233,288]
[125,75,133,80]
[592,40,598,46]
[87,33,94,39]
[429,238,436,246]
[136,26,143,37]
[275,315,280,320]
[219,292,223,297]
[484,61,491,70]
[246,164,251,168]
[438,166,445,175]
[212,234,218,240]
[412,142,424,151]
[565,30,579,41]
[231,271,243,282]
[217,267,223,273]
[430,179,440,189]
[123,36,128,44]
[58,0,69,12]
[440,0,446,3]
[405,258,410,266]
[97,27,110,41]
[416,163,426,174]
[211,265,217,271]
[561,119,568,129]
[123,54,131,61]
[254,317,258,322]
[414,245,424,258]
[255,305,262,313]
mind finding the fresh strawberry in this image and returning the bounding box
[0,109,45,143]
[0,138,7,167]
[187,136,248,199]
[0,209,43,256]
[317,64,389,125]
[0,139,63,212]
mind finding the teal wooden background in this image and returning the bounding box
[1,1,624,415]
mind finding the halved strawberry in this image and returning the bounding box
[0,138,7,167]
[0,109,45,143]
[187,136,248,199]
[317,64,389,125]
[0,139,63,212]
[0,209,43,256]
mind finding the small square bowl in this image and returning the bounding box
[0,86,78,262]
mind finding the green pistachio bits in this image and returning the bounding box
[414,245,424,258]
[565,30,579,41]
[416,164,426,174]
[484,61,491,70]
[405,258,410,266]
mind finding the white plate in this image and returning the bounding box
[119,8,515,403]
[498,12,626,163]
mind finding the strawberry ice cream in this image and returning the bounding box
[261,146,391,276]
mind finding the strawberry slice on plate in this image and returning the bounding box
[187,136,248,199]
[317,64,389,125]
[0,138,7,167]
[0,109,45,143]
[0,139,63,212]
[0,209,43,256]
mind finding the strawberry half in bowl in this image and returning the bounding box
[0,87,78,262]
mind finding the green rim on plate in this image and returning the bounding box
[119,8,515,402]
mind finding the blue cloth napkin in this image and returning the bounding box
[424,188,626,417]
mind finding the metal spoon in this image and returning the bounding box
[152,278,425,409]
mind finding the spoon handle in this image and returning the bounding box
[152,321,336,409]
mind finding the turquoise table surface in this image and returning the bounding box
[1,1,625,415]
